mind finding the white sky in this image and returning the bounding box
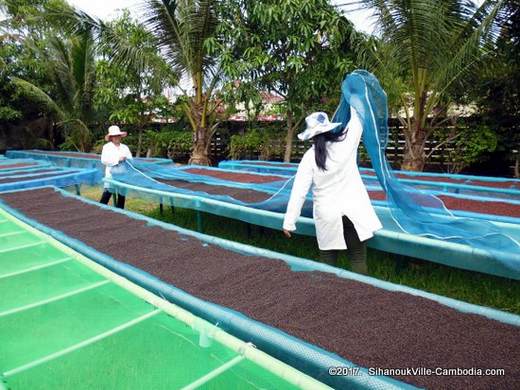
[63,0,483,97]
[0,0,487,34]
[67,0,483,33]
[67,0,141,20]
[55,1,376,99]
[66,1,484,35]
[67,0,378,33]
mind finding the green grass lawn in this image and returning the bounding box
[75,185,520,315]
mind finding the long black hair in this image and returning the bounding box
[313,128,346,171]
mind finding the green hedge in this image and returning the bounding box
[229,129,285,160]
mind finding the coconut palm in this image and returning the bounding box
[357,0,507,171]
[13,31,96,151]
[140,0,220,165]
[95,11,179,157]
[62,0,219,164]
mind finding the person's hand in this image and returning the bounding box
[283,229,292,238]
[119,156,126,162]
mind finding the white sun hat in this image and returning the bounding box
[105,125,128,141]
[297,112,342,141]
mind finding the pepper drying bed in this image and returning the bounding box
[0,203,324,390]
[104,163,520,280]
[0,187,519,389]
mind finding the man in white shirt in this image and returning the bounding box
[100,125,133,209]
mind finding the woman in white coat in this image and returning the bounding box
[283,109,382,274]
[100,125,133,209]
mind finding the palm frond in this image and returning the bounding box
[12,77,66,120]
[141,0,217,81]
[42,2,151,73]
[45,36,76,112]
[360,0,505,108]
[430,0,505,99]
[98,21,151,72]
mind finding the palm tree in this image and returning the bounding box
[14,31,96,151]
[141,1,220,165]
[96,11,179,157]
[65,0,220,165]
[358,0,506,171]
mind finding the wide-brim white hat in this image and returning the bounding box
[105,125,127,141]
[297,112,342,141]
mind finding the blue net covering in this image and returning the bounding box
[102,160,520,279]
[98,70,520,277]
[332,70,520,257]
[0,158,52,171]
[126,161,520,232]
[217,161,520,224]
[6,150,173,183]
[110,160,305,215]
[218,160,520,200]
[0,162,98,192]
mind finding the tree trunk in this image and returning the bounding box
[187,77,212,166]
[136,128,143,157]
[46,117,55,148]
[283,112,295,162]
[401,120,428,171]
[189,127,211,165]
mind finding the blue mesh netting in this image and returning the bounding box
[109,160,304,215]
[6,150,173,183]
[6,151,104,181]
[218,160,520,200]
[134,162,289,192]
[101,158,520,279]
[0,165,98,192]
[217,162,520,225]
[331,70,520,258]
[0,168,64,179]
[95,70,520,277]
[0,158,52,171]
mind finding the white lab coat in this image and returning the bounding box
[283,107,382,250]
[101,142,133,188]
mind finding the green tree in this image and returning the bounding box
[430,124,497,173]
[64,0,220,165]
[359,0,506,171]
[467,0,519,176]
[94,11,178,156]
[144,0,220,165]
[0,41,25,123]
[216,0,357,161]
[13,30,97,151]
[1,0,98,151]
[0,0,67,146]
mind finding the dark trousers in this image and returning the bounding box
[319,216,367,274]
[100,190,126,209]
